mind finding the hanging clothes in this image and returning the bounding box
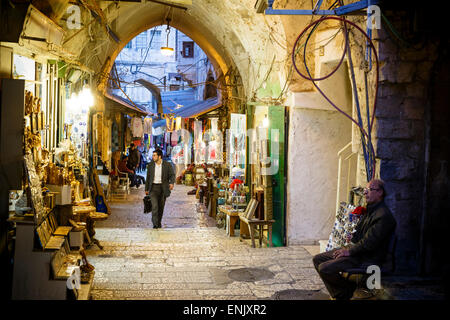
[175,117,182,131]
[131,117,144,138]
[143,117,153,135]
[125,126,131,145]
[171,130,179,147]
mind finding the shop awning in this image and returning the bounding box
[171,97,221,118]
[153,119,167,128]
[104,92,149,116]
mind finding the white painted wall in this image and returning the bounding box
[286,107,351,244]
[285,28,354,245]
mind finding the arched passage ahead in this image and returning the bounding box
[61,0,288,104]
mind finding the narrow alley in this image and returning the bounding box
[1,0,449,305]
[86,185,328,300]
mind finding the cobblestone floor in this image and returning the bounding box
[86,184,327,300]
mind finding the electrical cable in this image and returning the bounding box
[276,26,342,102]
[132,27,159,75]
[292,16,379,180]
[178,58,208,75]
[274,0,341,103]
[301,14,371,179]
[380,12,426,50]
[341,19,372,180]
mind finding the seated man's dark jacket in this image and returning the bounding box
[348,201,396,264]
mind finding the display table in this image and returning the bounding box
[9,215,93,300]
[72,205,103,249]
[239,216,275,248]
[72,205,96,216]
[218,206,242,237]
[199,183,207,204]
[89,212,108,221]
[208,184,218,218]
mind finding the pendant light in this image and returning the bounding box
[160,17,174,56]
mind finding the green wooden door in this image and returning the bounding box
[269,105,285,247]
[246,105,254,189]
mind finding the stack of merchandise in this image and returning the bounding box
[326,203,364,251]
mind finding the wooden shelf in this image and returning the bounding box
[53,226,72,236]
[54,254,82,280]
[77,271,94,300]
[44,235,66,250]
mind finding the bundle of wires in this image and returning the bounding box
[291,12,379,182]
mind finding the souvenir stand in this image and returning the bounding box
[4,81,101,300]
[202,118,224,218]
[325,187,366,252]
[185,117,226,220]
[216,113,253,237]
[237,106,275,247]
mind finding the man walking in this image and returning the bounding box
[127,143,140,172]
[145,149,175,229]
[312,179,396,300]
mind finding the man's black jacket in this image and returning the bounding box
[145,160,175,197]
[128,148,140,168]
[349,201,397,264]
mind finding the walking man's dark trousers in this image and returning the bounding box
[145,161,175,228]
[150,184,165,228]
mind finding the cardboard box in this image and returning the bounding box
[69,231,83,248]
[46,185,72,205]
[319,240,329,253]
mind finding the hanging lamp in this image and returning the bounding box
[160,17,174,56]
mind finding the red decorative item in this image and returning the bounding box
[351,206,367,215]
[230,178,243,190]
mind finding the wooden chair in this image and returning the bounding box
[239,199,275,248]
[107,151,129,200]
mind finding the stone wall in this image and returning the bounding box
[373,11,440,273]
[284,5,446,276]
[426,45,450,276]
[306,11,443,273]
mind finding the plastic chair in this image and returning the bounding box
[117,169,130,194]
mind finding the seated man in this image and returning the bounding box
[118,155,139,187]
[312,179,396,300]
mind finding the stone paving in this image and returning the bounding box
[86,184,327,300]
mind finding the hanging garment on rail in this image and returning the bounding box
[143,117,153,135]
[131,117,144,138]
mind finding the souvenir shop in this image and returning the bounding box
[103,93,150,169]
[185,103,287,248]
[1,53,109,299]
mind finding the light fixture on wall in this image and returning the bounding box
[262,115,269,128]
[79,87,95,109]
[66,87,94,113]
[160,17,174,56]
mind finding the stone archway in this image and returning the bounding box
[60,1,288,104]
